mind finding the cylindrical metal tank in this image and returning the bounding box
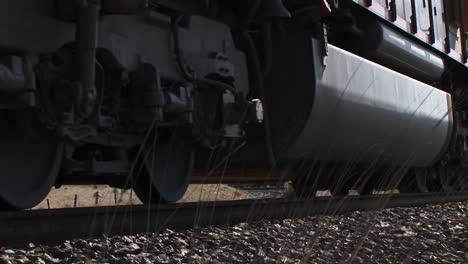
[350,20,446,83]
[265,32,453,167]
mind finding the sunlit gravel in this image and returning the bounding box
[0,202,467,263]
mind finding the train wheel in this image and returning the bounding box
[0,110,63,210]
[132,128,194,204]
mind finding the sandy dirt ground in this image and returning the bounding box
[33,184,247,209]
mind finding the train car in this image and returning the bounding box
[0,0,467,210]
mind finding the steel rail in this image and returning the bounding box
[1,192,467,246]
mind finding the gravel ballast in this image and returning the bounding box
[0,202,467,263]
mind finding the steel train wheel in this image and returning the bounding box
[0,110,63,210]
[132,128,194,204]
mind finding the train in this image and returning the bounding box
[0,0,467,210]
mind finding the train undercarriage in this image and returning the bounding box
[0,0,468,210]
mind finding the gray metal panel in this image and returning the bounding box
[100,14,248,92]
[0,1,248,91]
[286,45,453,167]
[98,14,179,78]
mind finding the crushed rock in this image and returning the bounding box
[1,202,467,263]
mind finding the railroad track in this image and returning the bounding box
[1,192,468,246]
